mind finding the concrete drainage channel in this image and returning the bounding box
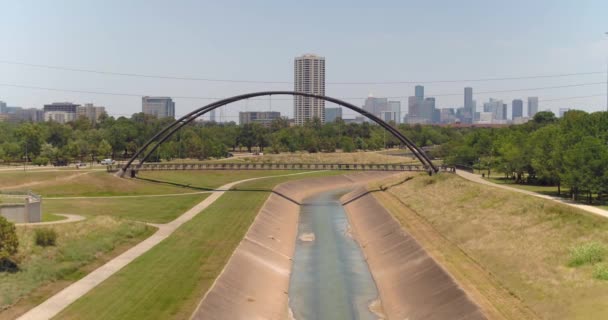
[192,172,486,320]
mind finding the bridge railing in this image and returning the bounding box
[107,162,456,173]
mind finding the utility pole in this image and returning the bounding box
[605,32,608,112]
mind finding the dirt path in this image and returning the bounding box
[4,171,95,190]
[17,171,319,320]
[456,170,608,219]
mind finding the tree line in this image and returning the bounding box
[0,113,455,165]
[1,110,605,202]
[438,111,608,203]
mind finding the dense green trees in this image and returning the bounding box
[1,110,605,202]
[441,111,608,202]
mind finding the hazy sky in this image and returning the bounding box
[0,0,607,120]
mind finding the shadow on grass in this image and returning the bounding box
[135,176,301,205]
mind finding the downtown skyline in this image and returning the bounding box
[0,0,606,120]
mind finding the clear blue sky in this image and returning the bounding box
[0,0,606,120]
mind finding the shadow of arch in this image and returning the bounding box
[118,91,438,177]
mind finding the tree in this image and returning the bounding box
[0,216,19,271]
[98,139,112,158]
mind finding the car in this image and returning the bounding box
[100,159,115,165]
[75,162,87,168]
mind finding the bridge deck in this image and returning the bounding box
[107,163,455,173]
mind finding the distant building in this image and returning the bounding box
[294,54,325,125]
[415,85,424,100]
[239,111,281,127]
[512,99,523,119]
[477,112,494,124]
[405,86,435,124]
[9,108,44,123]
[0,114,8,122]
[439,108,457,124]
[481,98,506,122]
[325,107,342,123]
[343,116,365,124]
[559,108,571,118]
[209,109,217,122]
[528,97,539,118]
[44,102,79,123]
[463,87,475,123]
[388,100,401,124]
[0,101,6,114]
[77,103,106,123]
[142,96,175,119]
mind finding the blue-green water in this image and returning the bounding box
[288,188,380,320]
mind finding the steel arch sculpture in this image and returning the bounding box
[118,91,438,177]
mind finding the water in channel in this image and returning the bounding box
[288,188,381,320]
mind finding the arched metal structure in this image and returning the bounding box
[118,91,438,177]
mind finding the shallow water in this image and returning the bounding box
[288,188,380,320]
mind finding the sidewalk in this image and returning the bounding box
[456,170,608,219]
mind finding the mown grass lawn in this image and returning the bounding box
[43,194,210,223]
[55,170,343,320]
[0,217,154,320]
[376,173,608,320]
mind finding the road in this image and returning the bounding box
[456,170,608,219]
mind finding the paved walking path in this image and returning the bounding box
[17,171,318,320]
[456,170,608,219]
[15,214,85,226]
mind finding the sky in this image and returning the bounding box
[0,0,607,121]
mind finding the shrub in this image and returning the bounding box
[35,228,57,247]
[0,216,19,270]
[593,264,608,280]
[568,242,606,267]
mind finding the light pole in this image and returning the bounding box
[605,32,608,112]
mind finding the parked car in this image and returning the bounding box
[75,162,87,168]
[100,159,115,165]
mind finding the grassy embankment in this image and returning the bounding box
[373,173,608,320]
[55,170,343,320]
[0,217,153,319]
[0,169,309,318]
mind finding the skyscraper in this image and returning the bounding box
[0,101,6,114]
[528,97,539,118]
[464,87,474,123]
[294,54,325,125]
[415,85,424,100]
[209,109,217,122]
[142,96,175,119]
[512,99,523,119]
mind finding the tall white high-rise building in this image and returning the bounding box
[294,54,325,125]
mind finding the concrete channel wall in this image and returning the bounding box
[193,172,484,319]
[341,187,486,320]
[192,172,397,320]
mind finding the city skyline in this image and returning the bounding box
[0,1,606,120]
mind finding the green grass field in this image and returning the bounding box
[43,194,210,224]
[0,217,154,319]
[1,169,327,318]
[375,173,608,319]
[55,170,343,320]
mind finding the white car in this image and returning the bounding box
[100,159,115,165]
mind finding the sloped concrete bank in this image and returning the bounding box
[341,186,487,320]
[191,172,396,320]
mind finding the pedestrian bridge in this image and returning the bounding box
[107,162,456,173]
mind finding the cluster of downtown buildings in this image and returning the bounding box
[0,101,106,124]
[0,54,574,127]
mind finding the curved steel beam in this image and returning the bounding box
[119,91,437,176]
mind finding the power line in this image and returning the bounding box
[0,81,605,101]
[0,59,606,85]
